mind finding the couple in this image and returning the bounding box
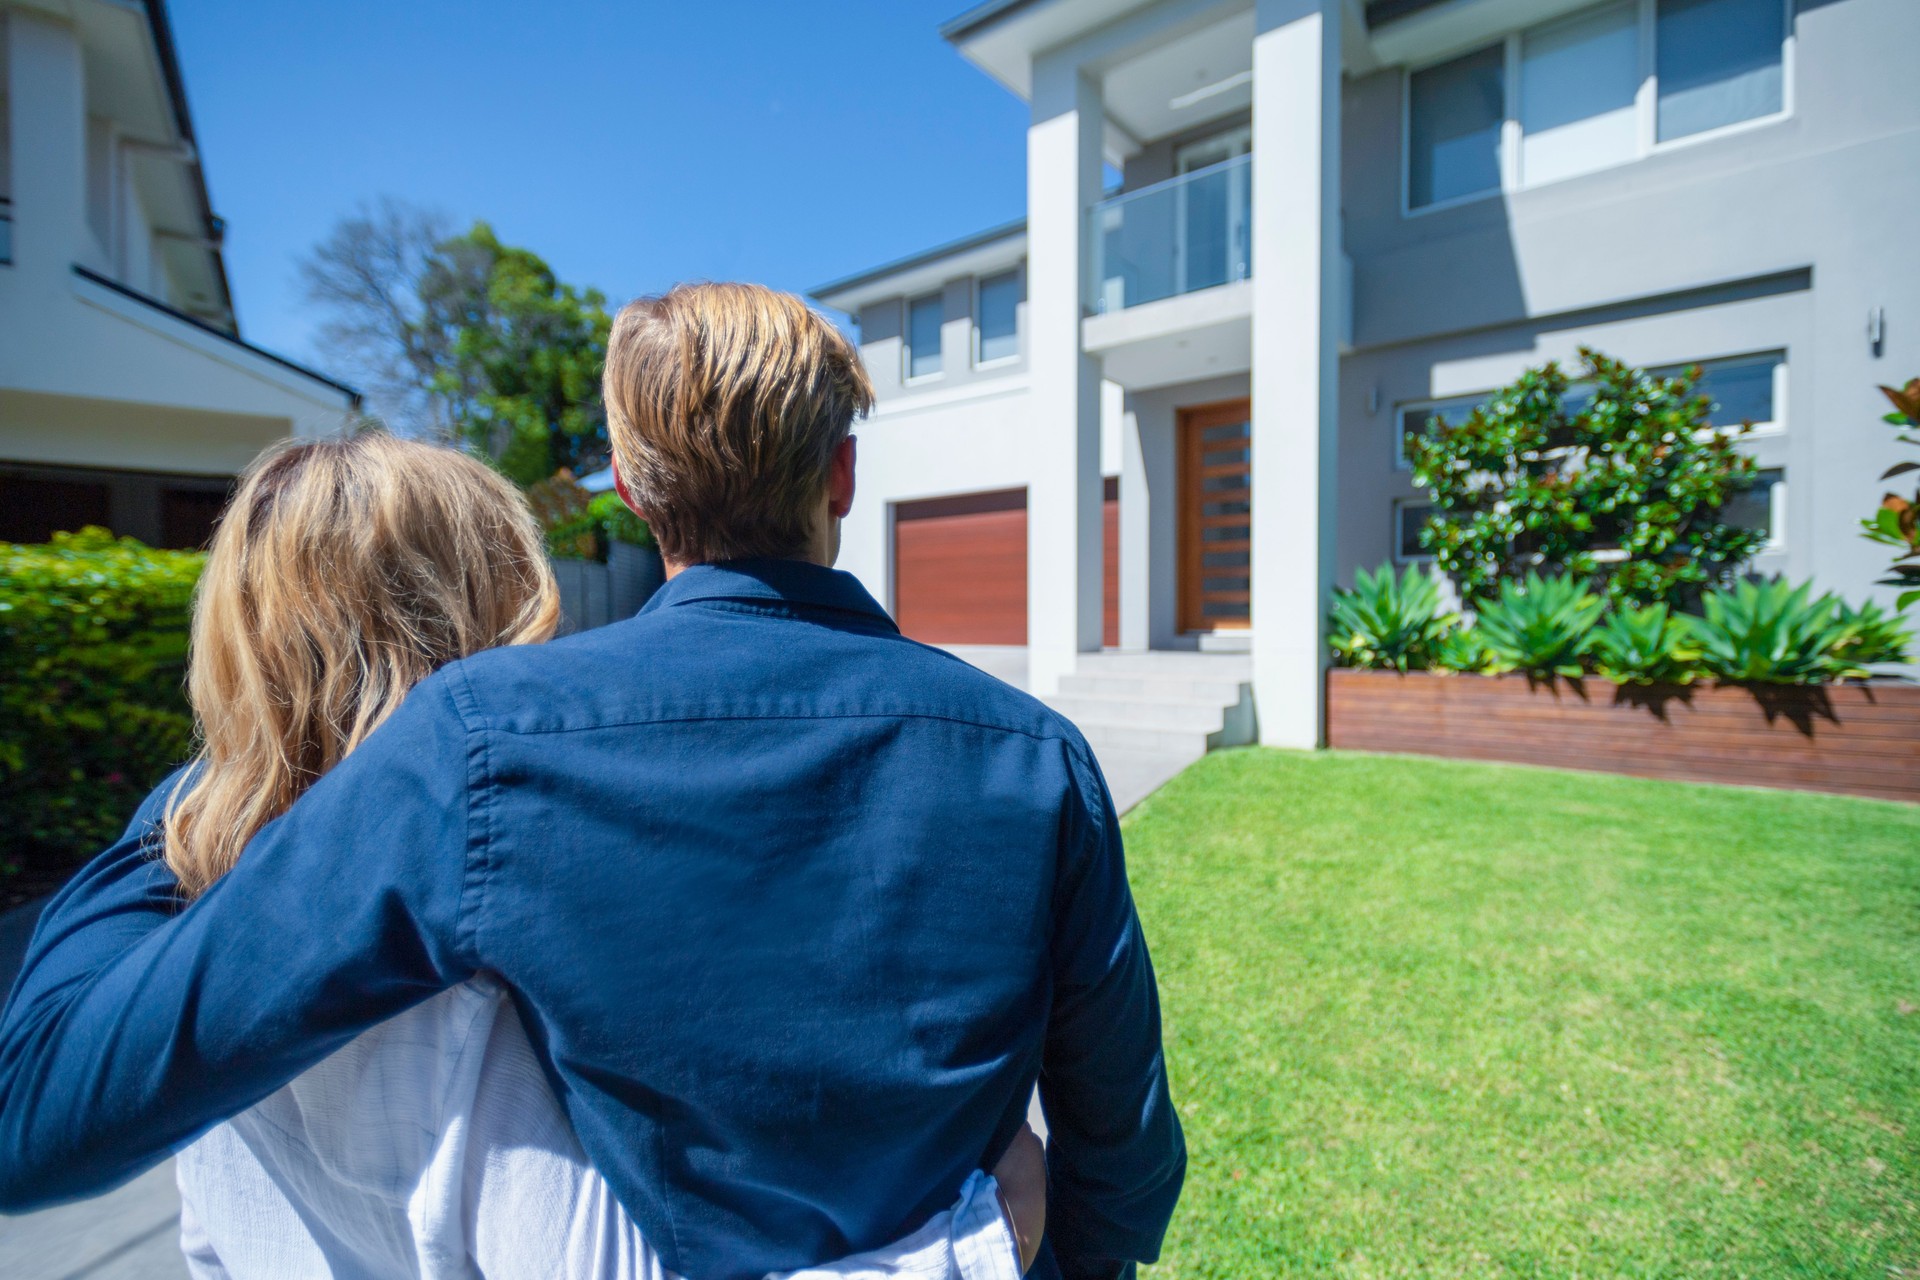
[0,284,1184,1280]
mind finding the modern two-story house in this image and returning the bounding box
[0,0,356,549]
[812,0,1916,752]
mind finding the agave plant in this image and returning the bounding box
[1327,563,1453,671]
[1472,571,1606,677]
[1590,603,1698,684]
[1684,578,1857,683]
[1832,599,1914,669]
[1433,626,1490,674]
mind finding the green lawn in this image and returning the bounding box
[1125,750,1920,1279]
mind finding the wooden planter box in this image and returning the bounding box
[1326,669,1920,804]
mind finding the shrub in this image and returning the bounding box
[1591,603,1698,685]
[1831,599,1913,669]
[1327,564,1453,671]
[1406,349,1766,610]
[1684,578,1866,684]
[525,469,599,560]
[0,529,202,879]
[1433,627,1490,675]
[1471,572,1605,678]
[588,490,654,549]
[1862,378,1920,610]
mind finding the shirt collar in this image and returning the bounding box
[640,558,898,631]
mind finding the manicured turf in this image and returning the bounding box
[1123,749,1920,1279]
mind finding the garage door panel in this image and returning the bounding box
[894,492,1028,645]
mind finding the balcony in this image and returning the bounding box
[1090,153,1250,314]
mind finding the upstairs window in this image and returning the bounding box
[1408,44,1506,210]
[1657,0,1787,142]
[906,293,943,381]
[976,269,1021,365]
[1406,0,1791,211]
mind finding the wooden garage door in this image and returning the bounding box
[893,485,1119,647]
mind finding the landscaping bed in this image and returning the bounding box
[1327,670,1920,804]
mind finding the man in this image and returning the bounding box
[0,284,1184,1280]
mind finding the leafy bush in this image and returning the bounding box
[1591,603,1698,685]
[588,490,654,549]
[1684,578,1868,684]
[1328,564,1453,671]
[1831,599,1913,669]
[1433,628,1490,675]
[1471,571,1605,677]
[1406,349,1766,610]
[0,529,202,879]
[1862,378,1920,610]
[525,469,599,560]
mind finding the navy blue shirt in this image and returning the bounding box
[0,561,1183,1280]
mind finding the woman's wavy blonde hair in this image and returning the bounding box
[164,432,559,897]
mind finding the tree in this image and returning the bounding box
[298,198,462,437]
[300,205,613,485]
[1405,348,1766,609]
[430,223,612,486]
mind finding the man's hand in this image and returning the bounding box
[991,1122,1047,1273]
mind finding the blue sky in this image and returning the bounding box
[168,0,1028,366]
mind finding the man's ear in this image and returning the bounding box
[611,454,647,521]
[828,435,857,520]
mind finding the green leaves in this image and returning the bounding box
[1325,560,1912,685]
[1471,571,1606,677]
[1865,378,1920,611]
[1327,563,1454,671]
[0,529,202,875]
[1405,348,1766,611]
[1591,603,1699,685]
[1682,578,1899,684]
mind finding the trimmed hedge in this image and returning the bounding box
[0,529,202,880]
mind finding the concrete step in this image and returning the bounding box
[1071,719,1216,756]
[1057,672,1249,703]
[1045,694,1228,733]
[1077,651,1252,679]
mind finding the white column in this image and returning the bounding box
[1025,58,1105,696]
[1250,0,1341,748]
[1118,390,1151,652]
[6,11,86,288]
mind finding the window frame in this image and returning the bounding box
[1402,0,1794,217]
[903,291,946,385]
[972,267,1023,370]
[1392,498,1438,565]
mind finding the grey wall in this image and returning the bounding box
[1332,0,1920,610]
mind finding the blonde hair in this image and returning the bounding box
[163,433,559,897]
[604,282,874,564]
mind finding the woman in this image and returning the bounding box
[153,433,1044,1279]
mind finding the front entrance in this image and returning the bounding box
[1177,398,1252,633]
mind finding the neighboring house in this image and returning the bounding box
[812,0,1918,748]
[0,0,356,550]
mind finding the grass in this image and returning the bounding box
[1123,750,1920,1279]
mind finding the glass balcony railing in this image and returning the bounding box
[1089,152,1250,314]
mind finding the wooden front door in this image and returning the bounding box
[1178,398,1252,633]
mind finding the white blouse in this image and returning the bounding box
[174,976,1021,1280]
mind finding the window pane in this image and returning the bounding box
[1655,353,1779,427]
[1521,2,1640,186]
[1656,0,1784,142]
[1399,393,1488,465]
[1722,467,1782,543]
[1409,44,1506,209]
[1397,504,1435,561]
[908,294,943,379]
[977,271,1020,364]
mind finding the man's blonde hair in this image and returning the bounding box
[603,283,874,564]
[163,433,559,896]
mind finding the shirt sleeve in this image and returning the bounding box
[0,673,480,1211]
[1036,742,1187,1280]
